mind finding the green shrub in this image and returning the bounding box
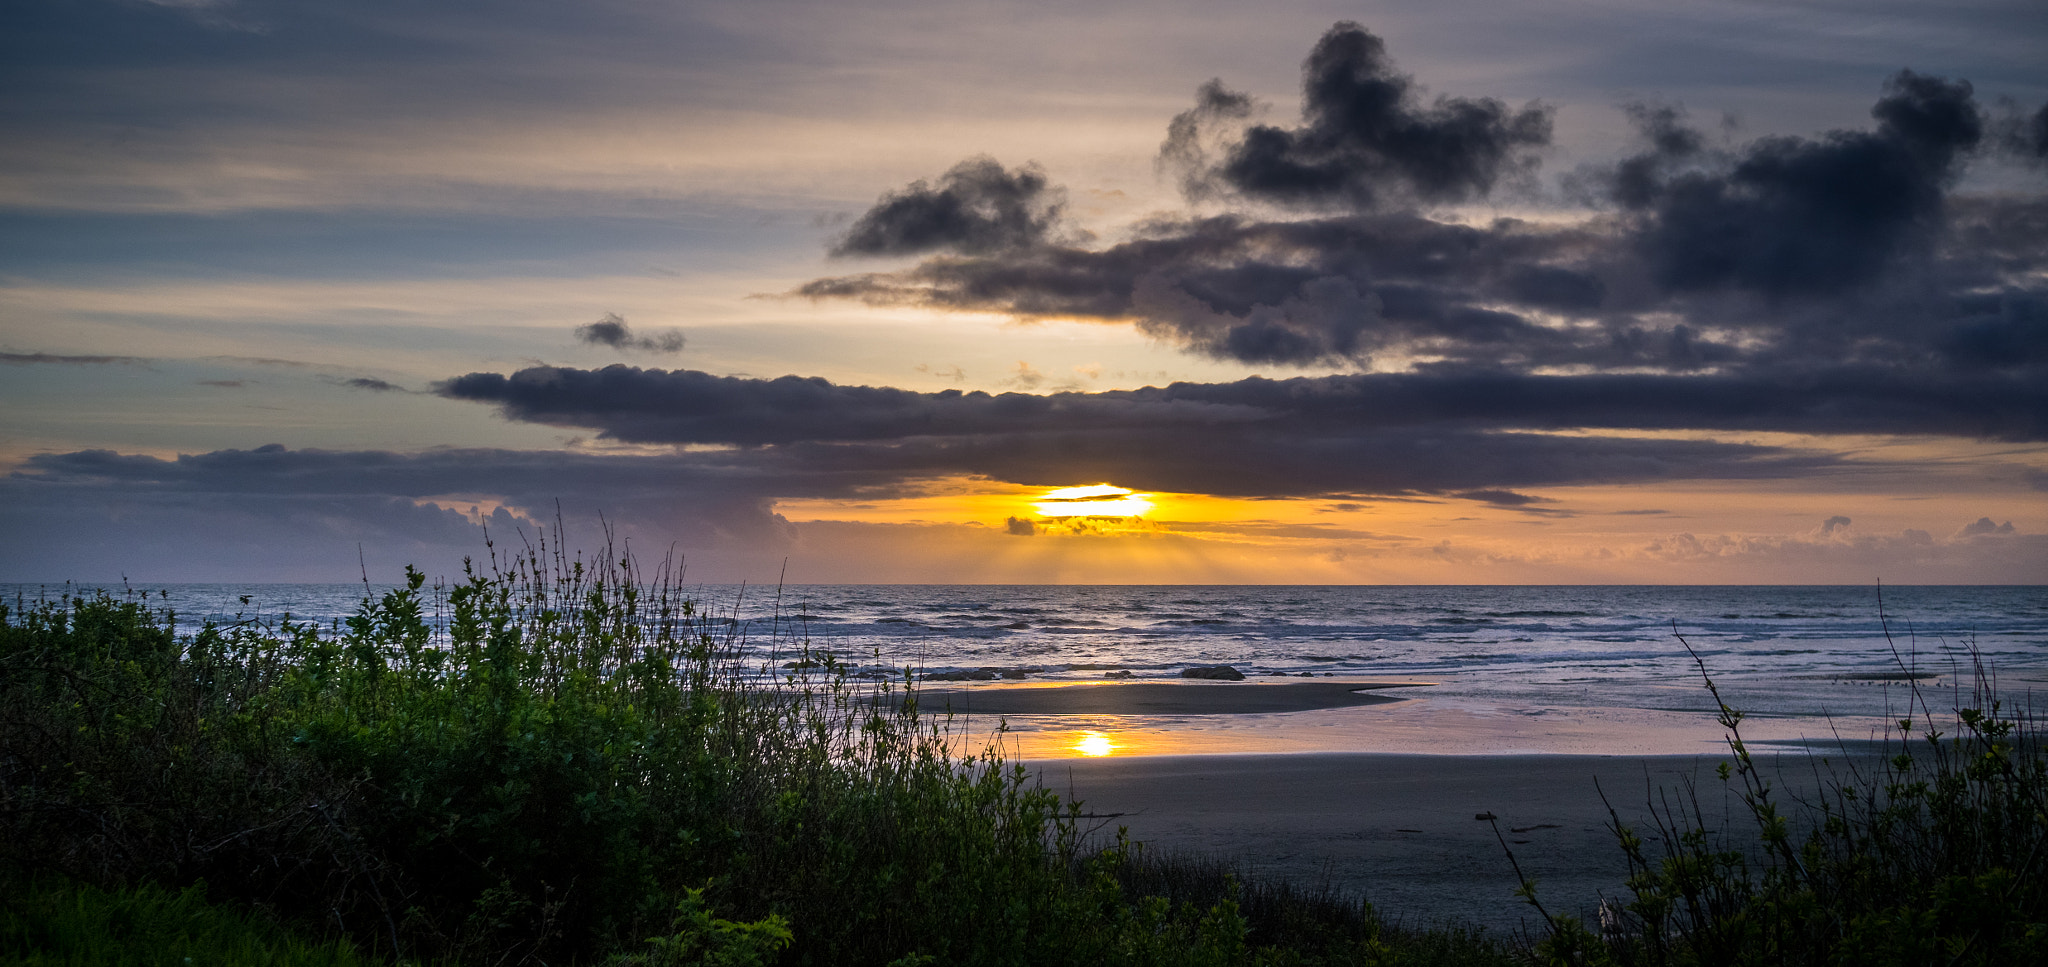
[6,541,1510,966]
[616,887,793,967]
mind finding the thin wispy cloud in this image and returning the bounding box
[341,376,406,392]
[1,352,152,365]
[574,313,686,354]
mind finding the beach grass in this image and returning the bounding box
[1515,628,2048,966]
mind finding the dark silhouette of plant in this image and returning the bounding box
[1522,605,2048,966]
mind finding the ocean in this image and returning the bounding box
[11,582,2044,755]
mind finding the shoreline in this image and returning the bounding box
[915,678,1892,758]
[933,680,1907,930]
[916,679,1428,716]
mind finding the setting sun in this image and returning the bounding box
[1034,485,1154,519]
[1073,731,1115,757]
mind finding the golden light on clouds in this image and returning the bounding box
[758,462,2047,585]
[1033,484,1153,519]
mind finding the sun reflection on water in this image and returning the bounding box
[1072,731,1114,757]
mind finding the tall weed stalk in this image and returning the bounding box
[1527,609,2048,966]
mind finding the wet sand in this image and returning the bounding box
[910,680,1889,932]
[918,680,1425,716]
[1027,750,1875,934]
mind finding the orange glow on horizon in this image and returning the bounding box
[751,466,2048,585]
[767,478,1283,532]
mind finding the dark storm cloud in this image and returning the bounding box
[799,198,2048,372]
[0,424,1837,582]
[575,313,686,354]
[26,345,2032,579]
[0,485,530,583]
[435,365,1263,445]
[7,421,1833,522]
[1938,285,2048,370]
[874,426,1829,500]
[439,365,2048,446]
[22,373,1888,530]
[2,443,841,573]
[831,157,1064,257]
[804,28,2048,378]
[2000,102,2048,162]
[12,442,857,508]
[5,443,826,581]
[1613,70,1982,298]
[800,210,1637,367]
[1161,22,1552,210]
[430,355,2048,553]
[1601,103,1709,210]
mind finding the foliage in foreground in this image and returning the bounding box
[1520,631,2048,966]
[9,549,2039,966]
[2,877,402,967]
[0,545,1508,967]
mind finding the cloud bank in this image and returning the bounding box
[9,438,2034,583]
[800,23,2048,377]
[438,365,2047,448]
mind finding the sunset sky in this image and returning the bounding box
[3,0,2045,584]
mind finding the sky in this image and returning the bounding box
[3,0,2046,585]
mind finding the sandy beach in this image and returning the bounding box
[914,680,1883,932]
[1029,750,1873,934]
